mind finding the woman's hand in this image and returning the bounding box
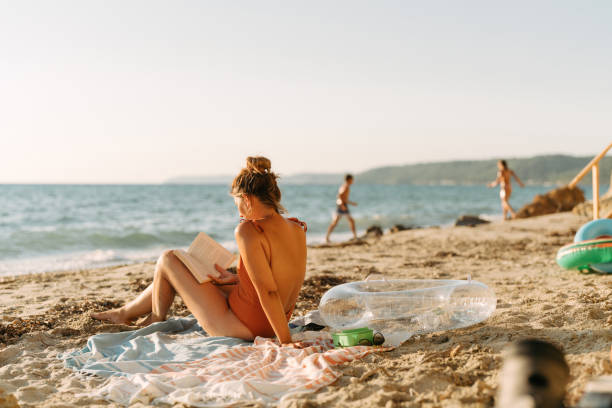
[211,264,239,285]
[283,341,308,349]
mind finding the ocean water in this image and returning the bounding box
[0,183,597,276]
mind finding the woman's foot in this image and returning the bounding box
[135,313,164,327]
[91,308,131,325]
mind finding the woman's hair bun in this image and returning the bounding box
[246,156,271,175]
[232,155,285,213]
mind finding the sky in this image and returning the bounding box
[1,1,611,183]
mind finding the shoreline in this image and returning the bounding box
[0,183,550,279]
[1,212,611,407]
[0,214,503,279]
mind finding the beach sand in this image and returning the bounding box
[1,212,611,407]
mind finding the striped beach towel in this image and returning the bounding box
[61,317,390,406]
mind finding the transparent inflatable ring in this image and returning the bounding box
[318,279,497,346]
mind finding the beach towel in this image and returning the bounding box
[61,316,390,406]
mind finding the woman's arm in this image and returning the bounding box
[512,171,525,187]
[488,172,501,188]
[235,223,292,344]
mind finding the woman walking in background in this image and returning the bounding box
[488,160,525,220]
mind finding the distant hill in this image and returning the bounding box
[357,155,612,186]
[165,155,612,186]
[165,172,342,185]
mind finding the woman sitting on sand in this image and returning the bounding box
[488,159,524,220]
[93,157,307,344]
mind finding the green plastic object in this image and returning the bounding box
[556,238,612,273]
[332,328,385,347]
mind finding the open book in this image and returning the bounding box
[173,232,236,284]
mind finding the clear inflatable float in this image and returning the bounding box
[318,278,497,346]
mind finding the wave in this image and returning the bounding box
[0,183,557,276]
[2,228,203,257]
[0,247,163,277]
[88,232,163,248]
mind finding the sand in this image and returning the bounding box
[1,212,611,407]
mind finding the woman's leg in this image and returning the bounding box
[144,250,254,339]
[91,254,167,323]
[91,285,153,324]
[499,196,508,220]
[504,188,516,218]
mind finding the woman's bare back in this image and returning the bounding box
[250,215,307,311]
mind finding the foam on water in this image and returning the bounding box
[0,247,160,276]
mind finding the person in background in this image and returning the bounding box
[488,160,525,220]
[325,174,358,242]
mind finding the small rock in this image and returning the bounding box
[362,225,383,238]
[573,196,612,218]
[389,224,418,233]
[455,215,490,227]
[432,335,450,344]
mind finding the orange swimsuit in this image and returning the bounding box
[227,217,307,338]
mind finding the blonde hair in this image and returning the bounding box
[231,156,286,214]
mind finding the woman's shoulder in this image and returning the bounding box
[235,216,306,239]
[234,220,262,240]
[285,217,307,232]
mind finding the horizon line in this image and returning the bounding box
[0,152,603,185]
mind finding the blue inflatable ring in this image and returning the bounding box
[574,218,612,243]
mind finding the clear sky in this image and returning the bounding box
[1,1,611,183]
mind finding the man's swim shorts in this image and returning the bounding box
[336,205,349,215]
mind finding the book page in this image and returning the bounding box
[188,232,234,270]
[172,249,212,283]
[173,232,235,283]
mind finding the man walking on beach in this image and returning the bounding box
[325,174,358,242]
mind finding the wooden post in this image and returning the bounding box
[604,170,612,199]
[568,142,612,188]
[592,163,600,219]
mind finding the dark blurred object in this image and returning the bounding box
[389,224,419,233]
[372,332,385,345]
[576,376,612,408]
[362,225,383,238]
[302,322,326,332]
[496,339,569,408]
[455,215,490,227]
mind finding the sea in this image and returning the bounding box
[0,183,598,277]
